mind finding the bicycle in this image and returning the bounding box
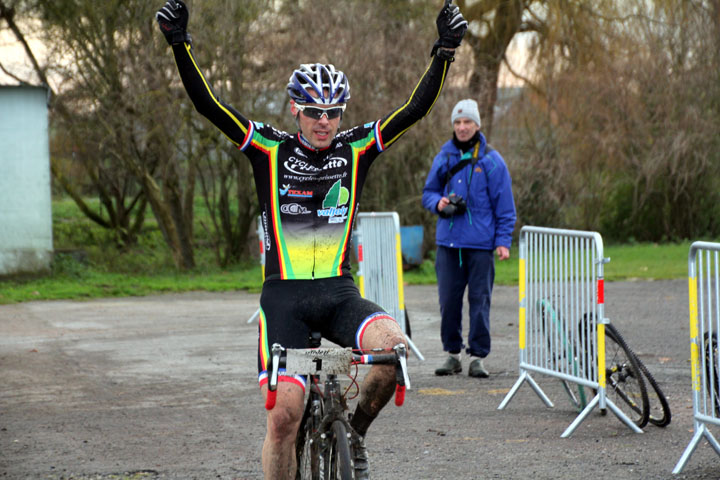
[535,296,669,429]
[265,332,410,480]
[536,299,588,411]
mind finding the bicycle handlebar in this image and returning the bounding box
[265,343,410,410]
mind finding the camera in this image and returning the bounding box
[439,193,467,218]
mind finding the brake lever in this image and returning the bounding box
[393,344,411,406]
[265,343,284,410]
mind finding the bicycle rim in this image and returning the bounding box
[604,323,649,428]
[325,420,353,480]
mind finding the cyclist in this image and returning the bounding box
[156,1,467,478]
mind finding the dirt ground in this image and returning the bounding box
[1,279,719,479]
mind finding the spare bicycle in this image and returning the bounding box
[265,332,410,480]
[535,301,671,429]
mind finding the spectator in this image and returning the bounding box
[422,98,516,378]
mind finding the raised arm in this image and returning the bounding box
[156,0,251,147]
[377,1,467,149]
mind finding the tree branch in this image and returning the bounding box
[0,1,51,88]
[49,161,112,228]
[0,59,29,83]
[502,53,545,98]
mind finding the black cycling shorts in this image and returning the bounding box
[256,275,394,392]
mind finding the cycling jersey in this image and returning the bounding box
[171,42,451,280]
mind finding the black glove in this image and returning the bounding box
[156,0,192,46]
[431,0,468,58]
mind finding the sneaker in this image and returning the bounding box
[435,355,462,376]
[352,435,370,480]
[468,358,489,378]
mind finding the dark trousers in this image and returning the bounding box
[435,246,494,358]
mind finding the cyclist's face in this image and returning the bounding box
[294,105,341,149]
[290,91,342,149]
[453,117,480,142]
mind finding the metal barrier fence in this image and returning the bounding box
[673,241,720,473]
[355,212,424,360]
[498,226,642,437]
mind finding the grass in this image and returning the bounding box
[0,197,702,304]
[1,241,695,305]
[0,262,264,304]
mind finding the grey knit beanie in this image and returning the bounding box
[451,99,481,128]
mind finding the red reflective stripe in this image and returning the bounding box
[358,244,364,262]
[597,279,605,304]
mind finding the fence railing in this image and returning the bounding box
[673,241,720,473]
[355,212,423,360]
[498,226,642,437]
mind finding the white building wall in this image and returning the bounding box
[0,86,53,275]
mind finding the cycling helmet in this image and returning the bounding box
[287,63,350,105]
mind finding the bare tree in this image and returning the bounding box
[4,0,271,268]
[505,0,720,240]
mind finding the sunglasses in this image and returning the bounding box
[295,103,346,120]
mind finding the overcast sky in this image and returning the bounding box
[0,29,49,86]
[0,27,530,89]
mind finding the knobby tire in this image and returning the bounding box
[627,343,672,427]
[326,420,353,480]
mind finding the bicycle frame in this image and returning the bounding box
[297,373,354,479]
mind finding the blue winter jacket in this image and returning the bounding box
[422,133,516,250]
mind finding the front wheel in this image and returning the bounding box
[325,420,353,480]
